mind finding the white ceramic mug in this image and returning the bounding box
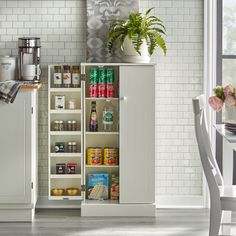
[22,64,41,80]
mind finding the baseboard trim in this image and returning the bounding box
[156,195,205,208]
[36,196,81,209]
[36,195,205,209]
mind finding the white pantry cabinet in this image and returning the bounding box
[0,89,38,222]
[48,63,155,216]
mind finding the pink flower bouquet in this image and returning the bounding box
[208,85,236,112]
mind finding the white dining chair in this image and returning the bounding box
[193,94,236,236]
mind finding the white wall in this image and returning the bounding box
[0,0,204,207]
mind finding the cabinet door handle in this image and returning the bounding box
[120,96,127,101]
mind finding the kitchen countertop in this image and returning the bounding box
[20,83,42,90]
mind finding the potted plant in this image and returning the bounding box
[107,8,167,63]
[209,84,236,123]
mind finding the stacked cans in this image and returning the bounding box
[89,68,115,98]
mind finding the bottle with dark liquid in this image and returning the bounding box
[89,101,98,132]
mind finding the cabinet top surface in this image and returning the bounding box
[48,63,156,67]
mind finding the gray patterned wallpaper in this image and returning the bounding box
[86,0,139,62]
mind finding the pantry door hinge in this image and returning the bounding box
[31,182,34,189]
[81,185,86,192]
[81,74,86,81]
[31,107,33,114]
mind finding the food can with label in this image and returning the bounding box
[87,147,102,165]
[104,147,119,165]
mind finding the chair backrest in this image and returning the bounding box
[192,95,223,200]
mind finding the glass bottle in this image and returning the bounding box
[63,65,71,88]
[72,66,80,88]
[102,100,114,132]
[53,65,62,88]
[89,101,98,132]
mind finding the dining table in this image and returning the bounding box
[214,124,236,235]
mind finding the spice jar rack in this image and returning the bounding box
[48,65,83,200]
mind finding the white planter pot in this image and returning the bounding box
[121,36,150,63]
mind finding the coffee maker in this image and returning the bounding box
[18,37,41,82]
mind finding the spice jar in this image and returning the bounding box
[53,120,60,131]
[72,66,80,88]
[58,120,64,131]
[63,65,71,88]
[53,65,62,88]
[67,142,77,153]
[68,99,76,109]
[67,120,77,131]
[67,120,72,131]
[71,120,77,131]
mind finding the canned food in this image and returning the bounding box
[67,163,77,174]
[87,147,102,165]
[104,148,119,165]
[56,163,66,174]
[55,142,65,153]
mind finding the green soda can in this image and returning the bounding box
[98,68,106,83]
[98,68,106,97]
[89,68,98,83]
[106,68,114,83]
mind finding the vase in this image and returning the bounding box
[121,36,150,63]
[225,106,236,123]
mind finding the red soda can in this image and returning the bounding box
[89,83,98,97]
[98,84,106,97]
[106,83,114,97]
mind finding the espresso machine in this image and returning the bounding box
[18,37,41,82]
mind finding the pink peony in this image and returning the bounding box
[223,84,234,97]
[225,95,236,107]
[208,96,224,112]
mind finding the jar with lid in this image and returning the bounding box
[72,66,80,88]
[53,120,60,131]
[53,120,64,131]
[63,65,71,88]
[58,120,64,131]
[53,65,62,88]
[68,99,77,109]
[68,142,77,153]
[67,120,77,131]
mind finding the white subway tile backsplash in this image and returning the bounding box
[0,0,203,198]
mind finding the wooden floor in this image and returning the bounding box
[0,209,235,236]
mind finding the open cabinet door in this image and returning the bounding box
[119,65,155,204]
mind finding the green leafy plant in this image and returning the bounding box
[107,7,167,56]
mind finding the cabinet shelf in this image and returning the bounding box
[86,132,119,135]
[50,109,81,114]
[85,97,119,101]
[50,153,82,157]
[50,131,82,136]
[50,195,83,200]
[50,174,81,179]
[50,88,81,92]
[83,199,119,205]
[86,165,119,168]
